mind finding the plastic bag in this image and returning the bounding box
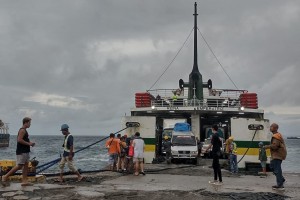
[128,145,134,157]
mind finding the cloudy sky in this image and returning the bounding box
[0,0,299,137]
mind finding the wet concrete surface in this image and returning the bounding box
[1,163,298,200]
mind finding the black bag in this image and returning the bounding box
[120,143,128,157]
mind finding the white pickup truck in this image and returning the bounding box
[170,123,198,163]
[161,118,186,154]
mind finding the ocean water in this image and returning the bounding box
[1,136,300,173]
[0,135,109,173]
[282,139,300,173]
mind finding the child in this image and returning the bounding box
[258,142,267,175]
[228,136,238,174]
[119,136,128,172]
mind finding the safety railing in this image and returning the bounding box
[147,88,246,109]
[151,98,241,108]
[0,123,9,134]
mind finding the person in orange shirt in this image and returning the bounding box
[105,133,120,171]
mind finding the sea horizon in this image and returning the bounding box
[1,136,299,174]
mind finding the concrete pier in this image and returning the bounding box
[1,164,298,199]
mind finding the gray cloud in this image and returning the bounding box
[0,0,299,137]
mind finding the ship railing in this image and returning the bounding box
[0,123,9,134]
[211,89,248,99]
[151,98,241,108]
[147,89,184,99]
[148,88,246,99]
[148,88,245,109]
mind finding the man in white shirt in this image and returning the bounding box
[132,132,145,176]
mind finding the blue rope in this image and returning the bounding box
[36,158,61,174]
[35,127,129,174]
[75,127,128,154]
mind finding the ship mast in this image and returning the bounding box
[188,2,203,100]
[193,2,198,73]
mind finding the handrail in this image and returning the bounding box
[143,88,258,109]
[151,98,241,109]
[147,88,246,100]
[0,123,9,134]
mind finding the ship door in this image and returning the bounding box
[155,118,164,158]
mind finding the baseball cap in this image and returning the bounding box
[60,124,69,131]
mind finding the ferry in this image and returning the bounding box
[0,119,10,147]
[121,3,272,170]
[287,137,300,139]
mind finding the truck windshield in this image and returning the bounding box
[172,135,196,146]
[206,129,224,139]
[162,129,173,138]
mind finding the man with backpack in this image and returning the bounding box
[264,123,287,190]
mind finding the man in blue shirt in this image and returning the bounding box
[58,124,83,183]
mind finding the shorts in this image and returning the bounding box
[59,156,78,173]
[16,153,30,165]
[109,153,118,165]
[133,157,143,163]
[260,161,266,168]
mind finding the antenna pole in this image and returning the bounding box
[193,2,198,71]
[188,2,203,100]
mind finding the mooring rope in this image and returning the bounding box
[35,126,129,174]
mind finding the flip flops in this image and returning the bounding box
[76,176,84,182]
[134,172,146,176]
[1,178,10,187]
[54,178,64,183]
[54,178,65,185]
[1,178,33,187]
[21,182,33,186]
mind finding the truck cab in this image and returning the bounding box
[161,119,186,155]
[170,123,198,163]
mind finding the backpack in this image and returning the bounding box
[120,141,127,157]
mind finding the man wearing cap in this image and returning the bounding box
[58,124,83,183]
